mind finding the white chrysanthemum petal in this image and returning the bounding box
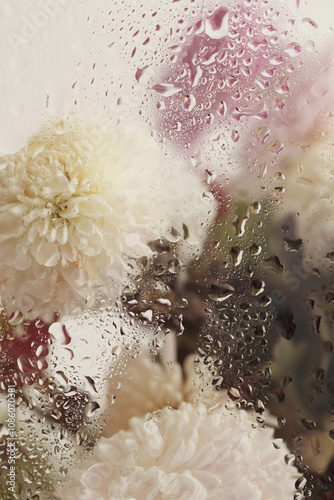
[60,402,298,500]
[0,116,216,319]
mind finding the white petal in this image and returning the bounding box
[29,278,52,298]
[33,240,60,267]
[14,255,31,271]
[0,211,21,240]
[51,173,70,192]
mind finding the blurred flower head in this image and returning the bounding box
[0,115,216,319]
[60,399,299,500]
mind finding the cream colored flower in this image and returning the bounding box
[60,400,299,500]
[0,115,215,319]
[103,350,197,436]
[276,125,334,273]
[102,332,222,436]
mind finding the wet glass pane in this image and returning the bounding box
[0,0,334,499]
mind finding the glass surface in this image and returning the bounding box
[0,1,334,499]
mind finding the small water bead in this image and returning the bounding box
[36,359,48,370]
[230,246,243,266]
[205,6,229,40]
[250,202,261,214]
[250,244,261,256]
[273,172,285,182]
[54,120,67,135]
[182,94,196,111]
[84,401,100,418]
[151,83,182,97]
[251,279,265,296]
[217,101,227,116]
[17,355,34,374]
[27,141,44,159]
[208,284,235,302]
[49,322,71,345]
[284,42,301,57]
[274,75,290,94]
[263,255,284,273]
[284,238,303,252]
[273,186,285,197]
[231,130,239,142]
[8,310,24,325]
[167,259,182,274]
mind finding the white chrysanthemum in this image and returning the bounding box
[60,400,298,500]
[103,349,198,436]
[0,115,215,318]
[102,333,223,437]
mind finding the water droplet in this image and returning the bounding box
[273,186,285,197]
[54,120,67,135]
[269,54,284,65]
[228,387,240,399]
[273,172,285,182]
[182,94,196,111]
[258,163,267,180]
[255,126,270,144]
[251,279,265,296]
[22,469,34,484]
[284,42,302,57]
[231,102,268,121]
[8,310,24,326]
[255,399,265,413]
[284,238,303,252]
[250,244,261,256]
[205,113,214,125]
[27,141,44,159]
[263,255,284,273]
[217,101,227,116]
[111,345,122,357]
[75,429,88,446]
[135,65,150,83]
[285,453,296,465]
[17,355,34,374]
[301,418,316,431]
[151,83,182,97]
[311,314,321,335]
[85,376,97,393]
[149,239,170,253]
[274,75,290,94]
[230,246,243,266]
[49,322,71,345]
[85,401,100,418]
[208,284,235,302]
[250,202,261,214]
[139,310,153,322]
[205,6,229,39]
[233,203,249,236]
[85,295,96,308]
[36,359,48,370]
[259,295,272,307]
[231,130,239,142]
[267,141,284,154]
[248,39,267,51]
[168,259,182,274]
[302,17,318,29]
